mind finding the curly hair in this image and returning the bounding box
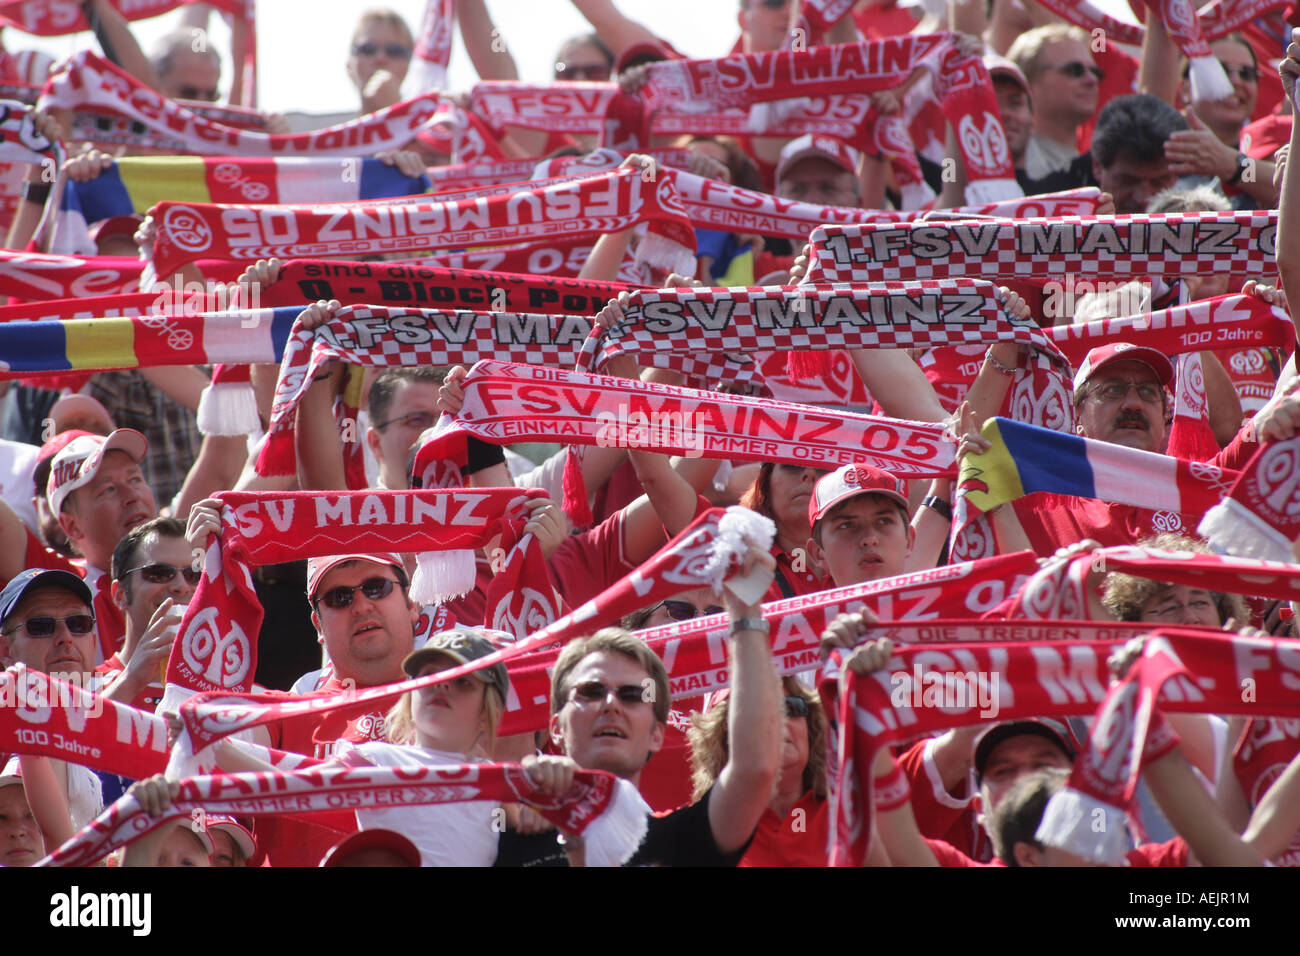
[687,676,828,802]
[1102,532,1247,625]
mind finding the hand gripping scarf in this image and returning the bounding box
[445,359,955,477]
[40,761,648,868]
[145,166,696,279]
[42,52,442,157]
[1200,431,1300,563]
[170,506,774,757]
[805,211,1278,283]
[824,628,1300,866]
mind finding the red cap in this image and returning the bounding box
[306,553,405,600]
[776,133,862,182]
[320,828,421,867]
[809,463,909,527]
[1072,342,1174,393]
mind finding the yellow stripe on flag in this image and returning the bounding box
[957,419,1027,513]
[117,157,211,213]
[65,320,138,372]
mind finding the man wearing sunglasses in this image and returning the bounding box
[0,569,99,683]
[1008,25,1100,182]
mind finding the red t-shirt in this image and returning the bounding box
[896,737,989,859]
[762,543,827,604]
[92,653,163,712]
[927,835,1188,866]
[739,790,829,866]
[637,702,699,813]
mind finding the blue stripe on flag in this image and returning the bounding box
[68,164,135,225]
[270,307,300,358]
[0,320,71,373]
[995,418,1098,500]
[358,157,430,200]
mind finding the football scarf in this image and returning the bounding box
[145,166,697,278]
[804,211,1278,283]
[0,0,243,34]
[0,250,144,301]
[411,0,456,93]
[0,98,59,165]
[1200,432,1300,563]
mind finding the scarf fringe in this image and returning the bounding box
[785,348,836,382]
[1034,785,1131,866]
[1186,55,1236,104]
[1198,498,1297,563]
[705,507,776,605]
[410,548,478,605]
[963,177,1023,205]
[197,381,261,436]
[561,447,594,529]
[580,778,652,867]
[636,229,696,280]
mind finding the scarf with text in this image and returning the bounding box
[0,0,243,34]
[825,628,1300,866]
[146,166,696,278]
[805,211,1277,283]
[1200,432,1300,563]
[40,761,646,868]
[0,98,59,166]
[42,53,441,157]
[173,507,771,752]
[168,489,541,700]
[1166,351,1221,462]
[411,0,456,92]
[447,359,955,477]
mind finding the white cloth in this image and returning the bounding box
[0,438,40,536]
[1023,134,1080,180]
[333,741,499,867]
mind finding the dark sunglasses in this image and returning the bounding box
[315,577,399,610]
[4,615,95,638]
[353,42,412,59]
[757,0,789,8]
[1054,61,1103,81]
[374,410,437,432]
[178,86,220,102]
[554,62,611,82]
[125,563,201,586]
[784,694,810,719]
[651,599,725,622]
[570,680,649,706]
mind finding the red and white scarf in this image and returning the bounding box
[0,98,59,165]
[41,761,647,868]
[0,250,143,302]
[0,0,244,34]
[42,52,442,157]
[146,167,696,278]
[805,211,1278,283]
[411,0,456,92]
[1200,432,1300,563]
[446,359,955,477]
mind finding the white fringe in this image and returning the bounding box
[636,231,696,281]
[963,177,1023,205]
[1035,786,1130,865]
[410,548,477,605]
[1198,499,1296,563]
[196,381,261,436]
[900,180,937,212]
[1187,55,1235,104]
[704,506,776,605]
[582,778,651,867]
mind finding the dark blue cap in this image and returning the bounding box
[0,569,93,630]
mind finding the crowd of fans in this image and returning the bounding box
[1,0,1300,871]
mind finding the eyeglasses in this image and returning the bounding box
[1219,62,1258,84]
[1053,61,1103,81]
[124,563,202,586]
[784,695,810,719]
[178,86,220,102]
[353,42,412,59]
[1141,598,1217,622]
[315,577,399,610]
[554,62,612,82]
[569,680,650,707]
[3,615,95,638]
[374,410,437,432]
[1088,381,1164,404]
[648,599,725,622]
[757,0,790,8]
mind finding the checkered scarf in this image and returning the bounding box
[1200,432,1300,563]
[146,167,696,279]
[40,761,647,868]
[823,628,1300,866]
[0,98,59,165]
[805,211,1278,283]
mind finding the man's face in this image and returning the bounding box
[808,493,913,588]
[59,451,158,568]
[311,561,417,687]
[1093,153,1179,214]
[0,783,44,867]
[994,78,1033,162]
[777,157,860,208]
[1188,39,1257,133]
[114,533,197,638]
[366,381,440,489]
[739,0,791,54]
[1029,39,1099,127]
[1139,584,1221,628]
[0,587,96,677]
[1075,359,1168,452]
[159,48,221,102]
[551,650,665,781]
[348,19,412,92]
[978,734,1072,813]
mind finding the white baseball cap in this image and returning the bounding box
[46,429,148,514]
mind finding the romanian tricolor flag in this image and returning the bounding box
[958,417,1237,516]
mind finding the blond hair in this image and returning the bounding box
[1007,24,1091,82]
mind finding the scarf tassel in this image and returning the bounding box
[1198,499,1297,564]
[410,548,478,605]
[561,447,594,529]
[580,778,652,867]
[786,348,836,382]
[1186,55,1235,104]
[197,380,261,437]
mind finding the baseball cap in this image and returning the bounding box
[205,814,256,859]
[306,553,406,601]
[320,828,421,867]
[809,463,909,528]
[402,628,511,701]
[973,718,1078,784]
[983,52,1029,95]
[0,568,93,630]
[45,428,148,514]
[33,429,95,496]
[1072,342,1174,393]
[776,133,862,183]
[0,756,22,788]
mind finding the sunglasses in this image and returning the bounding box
[1053,61,1103,81]
[570,680,650,706]
[757,0,789,7]
[374,410,437,432]
[178,86,220,102]
[650,600,725,622]
[315,577,399,610]
[784,695,810,719]
[124,563,201,586]
[554,62,611,82]
[353,42,412,59]
[4,615,95,638]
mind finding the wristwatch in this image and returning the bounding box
[1225,153,1250,186]
[729,617,769,636]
